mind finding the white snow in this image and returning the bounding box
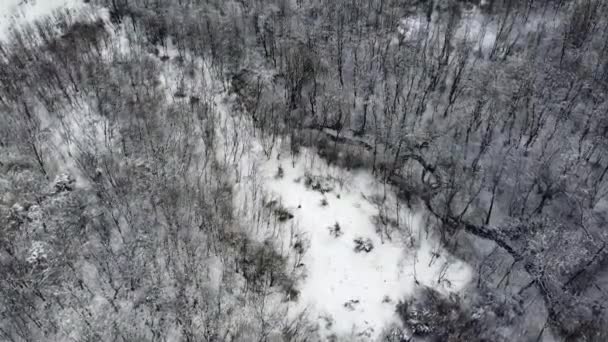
[397,7,557,59]
[458,11,497,53]
[457,7,561,57]
[396,11,497,53]
[0,0,85,40]
[266,153,471,339]
[398,17,424,40]
[26,240,47,264]
[222,114,473,339]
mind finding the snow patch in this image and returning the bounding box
[0,0,85,40]
[398,17,424,40]
[458,11,497,52]
[223,125,473,340]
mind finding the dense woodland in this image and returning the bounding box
[1,0,608,341]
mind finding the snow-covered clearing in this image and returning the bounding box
[244,148,471,339]
[213,96,473,339]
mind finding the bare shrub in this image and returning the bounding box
[328,222,343,237]
[353,237,374,253]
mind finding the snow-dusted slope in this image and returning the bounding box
[398,6,558,57]
[0,1,474,337]
[0,0,85,40]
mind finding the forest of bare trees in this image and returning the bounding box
[1,0,608,341]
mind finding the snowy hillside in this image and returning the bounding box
[3,0,605,341]
[0,0,85,40]
[1,2,473,338]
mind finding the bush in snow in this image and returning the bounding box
[396,286,527,342]
[52,173,75,193]
[320,198,329,206]
[396,287,464,339]
[340,145,369,170]
[328,222,343,237]
[26,241,48,265]
[303,173,333,194]
[343,299,360,311]
[274,206,294,222]
[353,237,374,253]
[264,197,294,221]
[275,165,284,179]
[225,231,298,299]
[293,238,307,255]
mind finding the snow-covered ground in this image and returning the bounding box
[246,148,471,339]
[0,0,85,40]
[399,6,560,57]
[214,96,473,339]
[0,1,474,339]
